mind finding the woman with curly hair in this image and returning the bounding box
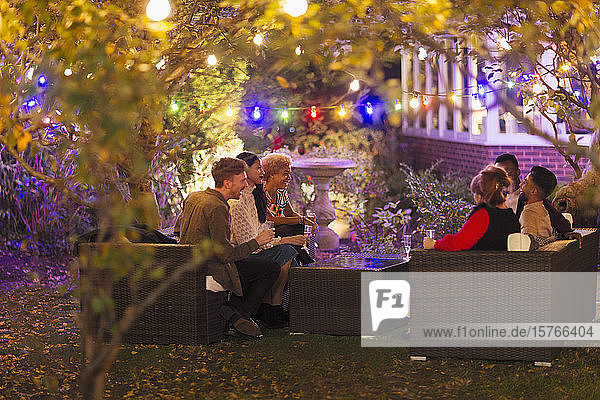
[261,153,318,232]
[423,165,520,251]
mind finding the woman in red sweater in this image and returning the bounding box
[423,165,520,251]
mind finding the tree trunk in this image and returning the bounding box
[553,166,600,227]
[80,363,109,400]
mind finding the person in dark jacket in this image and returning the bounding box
[175,158,277,338]
[424,165,520,251]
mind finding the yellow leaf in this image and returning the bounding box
[551,0,570,13]
[105,43,115,55]
[276,76,289,88]
[329,61,344,70]
[16,130,30,152]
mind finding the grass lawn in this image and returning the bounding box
[1,253,600,399]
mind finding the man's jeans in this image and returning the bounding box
[221,257,280,321]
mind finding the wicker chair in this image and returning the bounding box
[78,243,227,345]
[409,229,599,363]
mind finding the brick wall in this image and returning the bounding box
[401,136,587,182]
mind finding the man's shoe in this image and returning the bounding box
[232,317,263,338]
[256,304,288,329]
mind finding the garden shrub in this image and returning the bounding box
[398,162,474,239]
[0,145,94,255]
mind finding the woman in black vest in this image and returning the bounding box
[423,165,520,251]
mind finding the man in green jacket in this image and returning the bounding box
[176,158,277,338]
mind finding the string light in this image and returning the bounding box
[561,63,571,72]
[41,116,52,125]
[37,75,47,87]
[283,0,308,17]
[64,68,72,76]
[155,58,166,70]
[409,96,419,109]
[207,54,217,66]
[26,68,34,80]
[478,85,485,96]
[170,101,179,112]
[349,79,360,91]
[195,71,555,124]
[253,33,264,46]
[146,0,171,21]
[418,47,427,61]
[295,46,302,56]
[253,106,262,121]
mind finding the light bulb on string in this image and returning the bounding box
[226,105,234,117]
[561,63,571,72]
[418,47,427,61]
[37,75,47,87]
[450,93,458,102]
[170,101,179,112]
[146,0,171,21]
[507,80,515,89]
[409,95,419,109]
[422,96,430,107]
[338,104,346,118]
[281,108,289,119]
[26,68,34,80]
[283,0,308,17]
[207,54,217,66]
[41,116,52,125]
[253,33,264,46]
[478,85,485,96]
[349,79,359,91]
[310,106,317,119]
[64,68,72,77]
[295,46,302,56]
[472,96,483,110]
[365,102,373,115]
[394,99,402,111]
[253,106,262,121]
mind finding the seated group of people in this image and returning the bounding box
[174,153,317,338]
[423,153,581,252]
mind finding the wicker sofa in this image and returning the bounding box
[78,243,227,345]
[409,229,599,363]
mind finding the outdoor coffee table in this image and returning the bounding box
[289,254,408,335]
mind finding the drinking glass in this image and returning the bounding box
[264,221,275,248]
[425,229,435,239]
[403,234,412,260]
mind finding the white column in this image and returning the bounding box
[484,61,500,141]
[453,41,463,135]
[467,50,477,137]
[438,52,447,138]
[401,52,409,131]
[539,49,558,136]
[425,57,433,135]
[413,47,421,129]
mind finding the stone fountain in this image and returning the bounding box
[292,157,357,251]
